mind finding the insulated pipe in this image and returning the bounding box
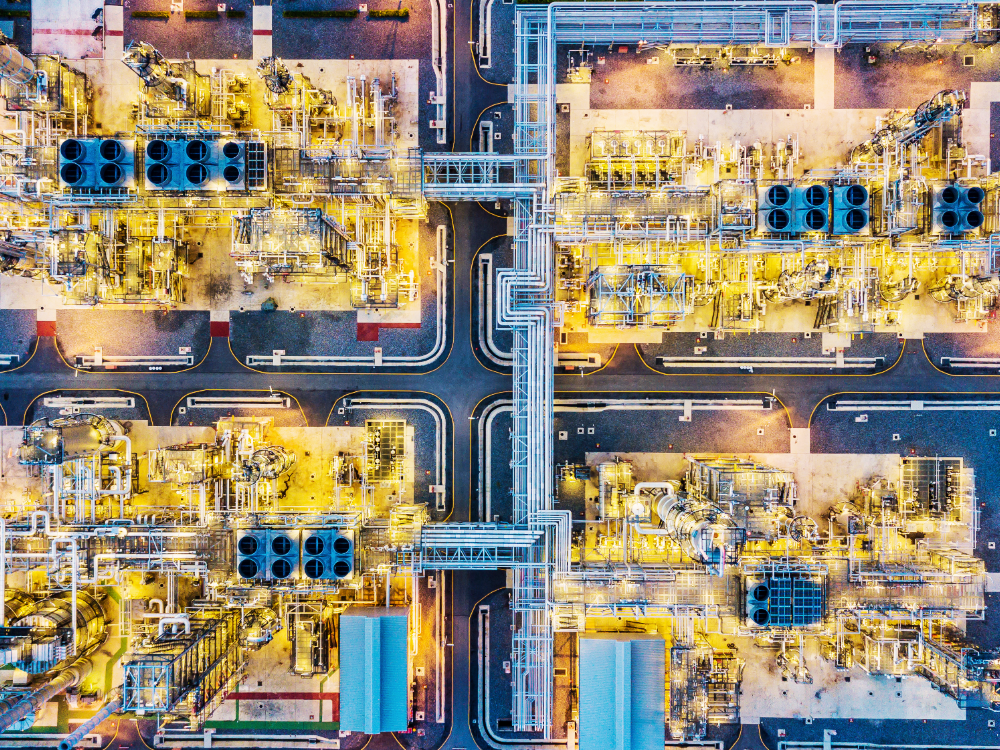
[0,43,35,85]
[58,696,120,750]
[633,482,675,498]
[157,614,190,637]
[0,659,90,733]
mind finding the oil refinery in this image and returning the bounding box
[0,1,1000,750]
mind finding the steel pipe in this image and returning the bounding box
[58,696,120,750]
[0,43,34,85]
[0,659,90,733]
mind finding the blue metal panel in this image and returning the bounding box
[338,616,367,732]
[579,635,665,750]
[379,614,409,732]
[630,638,666,750]
[339,608,409,734]
[579,638,618,750]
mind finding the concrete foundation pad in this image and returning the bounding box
[739,637,965,723]
[789,428,810,454]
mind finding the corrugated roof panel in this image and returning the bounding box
[339,607,410,734]
[379,612,409,731]
[579,634,665,750]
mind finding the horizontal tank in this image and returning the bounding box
[13,591,107,672]
[3,589,35,625]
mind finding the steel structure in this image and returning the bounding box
[489,0,998,735]
[0,1,998,743]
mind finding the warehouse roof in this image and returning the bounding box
[339,606,410,734]
[579,633,665,750]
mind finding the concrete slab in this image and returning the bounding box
[103,5,124,60]
[31,0,103,58]
[252,5,272,60]
[739,636,965,722]
[789,428,810,454]
[587,328,661,344]
[814,49,835,110]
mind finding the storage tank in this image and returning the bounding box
[0,43,35,85]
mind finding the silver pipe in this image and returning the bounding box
[58,696,120,750]
[0,43,34,85]
[0,659,90,733]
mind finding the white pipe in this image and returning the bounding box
[629,483,678,535]
[1,511,57,625]
[148,598,164,614]
[632,482,674,497]
[631,523,673,536]
[158,614,190,637]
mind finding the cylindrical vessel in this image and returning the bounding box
[58,696,121,750]
[0,44,35,85]
[16,591,107,670]
[0,659,90,733]
[3,589,35,625]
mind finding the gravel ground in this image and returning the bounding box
[0,310,36,372]
[582,45,815,110]
[473,235,512,364]
[834,43,1000,109]
[483,407,512,521]
[124,0,252,59]
[469,102,515,154]
[230,207,446,373]
[811,397,1000,572]
[923,328,1000,373]
[764,712,1000,748]
[476,0,514,87]
[638,331,902,374]
[56,310,210,370]
[968,592,1000,650]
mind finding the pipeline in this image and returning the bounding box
[0,659,90,733]
[157,613,191,637]
[0,43,35,85]
[58,695,120,750]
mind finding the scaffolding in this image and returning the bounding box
[587,266,692,327]
[120,609,244,727]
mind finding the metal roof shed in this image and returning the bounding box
[578,633,665,750]
[339,606,410,734]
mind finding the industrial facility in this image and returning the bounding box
[0,1,999,749]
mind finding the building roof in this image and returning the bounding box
[579,633,665,750]
[339,607,410,734]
